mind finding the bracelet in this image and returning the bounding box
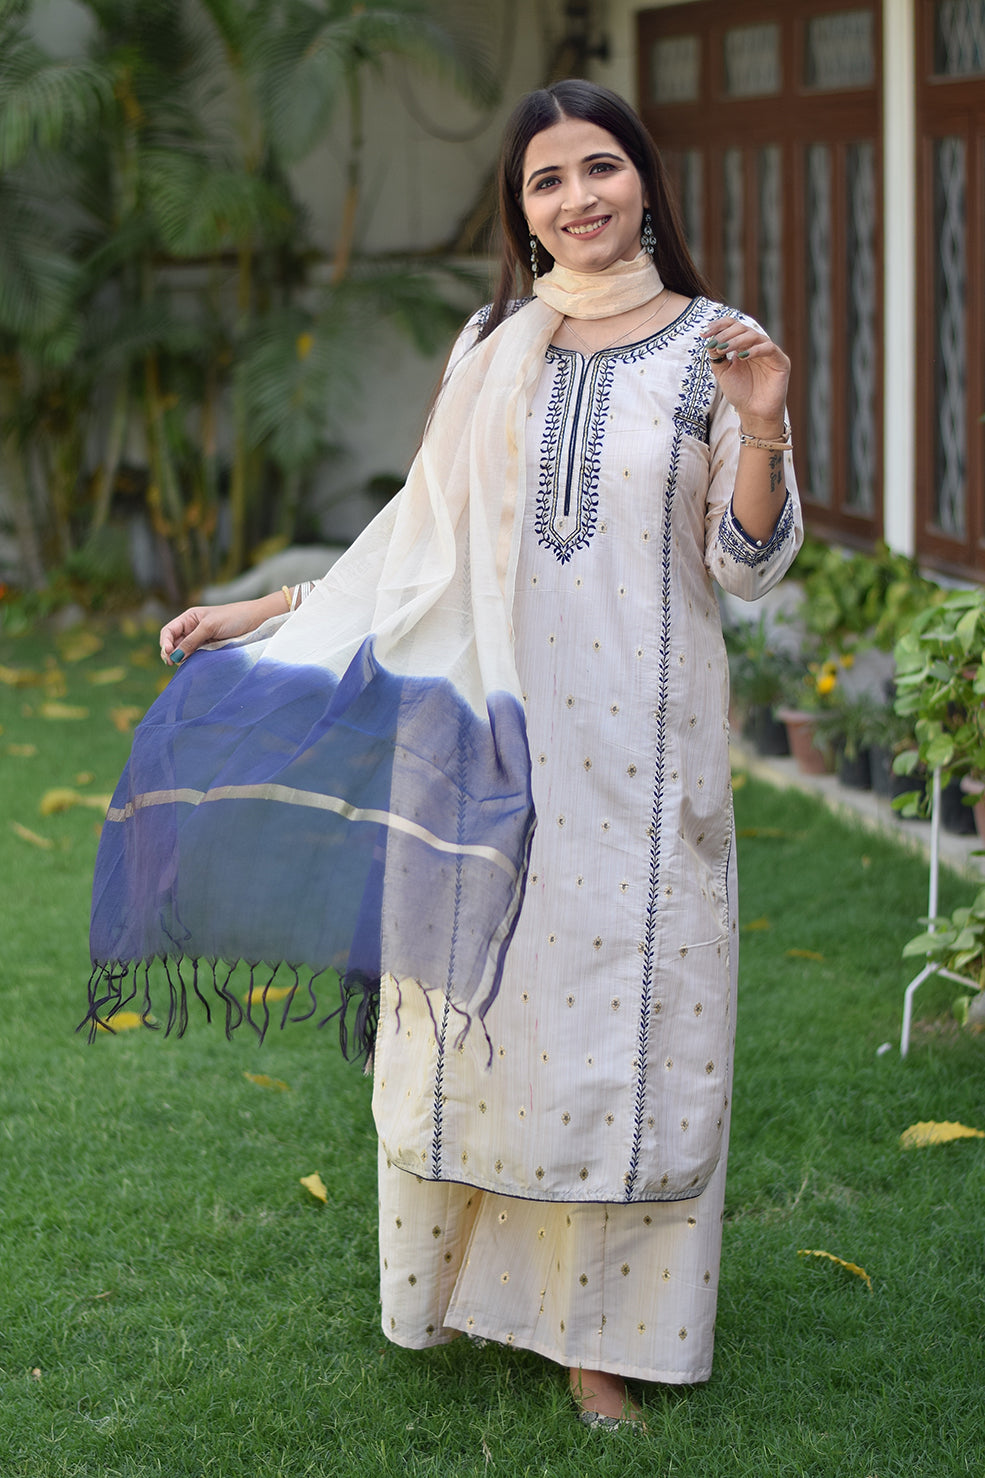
[738,420,792,452]
[281,585,293,611]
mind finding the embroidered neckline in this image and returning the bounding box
[548,296,704,360]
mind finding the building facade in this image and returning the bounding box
[594,0,985,580]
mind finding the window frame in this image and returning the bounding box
[636,0,884,548]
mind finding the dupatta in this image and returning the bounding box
[84,254,665,1055]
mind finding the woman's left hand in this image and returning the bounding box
[701,317,790,434]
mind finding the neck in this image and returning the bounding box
[533,251,665,321]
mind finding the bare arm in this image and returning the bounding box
[701,315,791,543]
[159,588,292,665]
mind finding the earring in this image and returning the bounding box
[529,232,540,278]
[641,209,656,256]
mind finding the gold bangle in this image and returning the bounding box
[281,585,293,611]
[738,420,792,452]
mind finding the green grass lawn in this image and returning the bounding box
[1,620,983,1477]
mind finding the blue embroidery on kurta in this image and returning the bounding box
[534,350,611,563]
[720,495,795,567]
[624,319,720,1203]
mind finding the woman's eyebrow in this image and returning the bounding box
[524,151,624,187]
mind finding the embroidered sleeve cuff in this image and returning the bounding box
[719,494,795,569]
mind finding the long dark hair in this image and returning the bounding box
[479,79,711,341]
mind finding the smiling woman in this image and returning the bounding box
[93,78,802,1434]
[522,119,648,273]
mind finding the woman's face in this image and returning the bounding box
[520,116,647,275]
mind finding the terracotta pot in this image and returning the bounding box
[776,708,833,775]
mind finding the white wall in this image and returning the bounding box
[882,0,917,556]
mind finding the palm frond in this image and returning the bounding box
[336,259,480,355]
[0,26,111,172]
[237,308,352,472]
[83,298,210,371]
[142,150,295,255]
[0,178,81,345]
[258,0,498,164]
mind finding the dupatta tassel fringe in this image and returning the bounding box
[79,957,381,1066]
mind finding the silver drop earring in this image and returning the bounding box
[641,209,656,256]
[529,232,540,278]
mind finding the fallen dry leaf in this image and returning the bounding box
[11,821,53,849]
[75,770,94,785]
[109,705,143,732]
[6,743,37,757]
[87,666,128,686]
[244,1071,290,1092]
[300,1172,328,1203]
[79,793,112,812]
[798,1248,872,1291]
[58,630,102,662]
[899,1120,985,1150]
[39,701,89,720]
[40,788,81,816]
[243,983,297,1005]
[39,787,113,817]
[743,916,771,932]
[0,663,42,687]
[95,1011,146,1032]
[786,948,825,962]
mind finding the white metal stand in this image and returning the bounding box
[900,767,979,1056]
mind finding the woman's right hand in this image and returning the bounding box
[159,595,283,665]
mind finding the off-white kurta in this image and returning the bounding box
[374,298,801,1382]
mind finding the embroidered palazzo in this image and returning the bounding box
[375,299,801,1381]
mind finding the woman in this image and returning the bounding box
[89,81,801,1427]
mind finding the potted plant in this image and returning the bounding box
[775,653,844,773]
[814,690,891,790]
[866,699,923,805]
[892,588,985,830]
[794,536,939,660]
[725,617,799,755]
[902,885,985,1027]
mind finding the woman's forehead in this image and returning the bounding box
[523,117,625,173]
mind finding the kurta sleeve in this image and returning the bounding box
[702,383,803,603]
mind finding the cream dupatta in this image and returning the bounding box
[85,254,665,1050]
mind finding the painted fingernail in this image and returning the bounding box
[739,350,750,358]
[707,338,718,348]
[171,648,185,664]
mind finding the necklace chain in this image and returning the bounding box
[561,288,669,355]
